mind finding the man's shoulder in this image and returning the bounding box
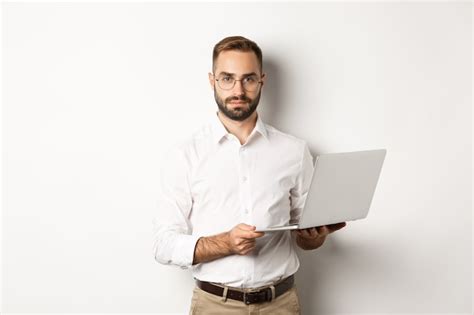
[165,122,214,159]
[264,123,308,148]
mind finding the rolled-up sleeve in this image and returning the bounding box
[152,146,200,269]
[289,142,314,224]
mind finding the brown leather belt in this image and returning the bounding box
[195,275,294,305]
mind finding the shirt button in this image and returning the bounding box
[244,209,249,214]
[242,176,247,182]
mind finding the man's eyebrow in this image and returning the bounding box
[242,72,258,77]
[217,71,258,77]
[217,71,234,76]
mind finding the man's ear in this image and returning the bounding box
[208,72,215,89]
[261,73,266,86]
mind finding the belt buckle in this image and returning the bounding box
[243,292,252,305]
[243,289,270,305]
[243,291,260,305]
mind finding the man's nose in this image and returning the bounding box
[232,80,245,95]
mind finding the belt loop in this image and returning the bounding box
[221,286,228,302]
[270,285,276,301]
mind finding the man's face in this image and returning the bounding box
[209,50,265,121]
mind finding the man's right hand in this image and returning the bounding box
[226,223,265,255]
[192,223,265,265]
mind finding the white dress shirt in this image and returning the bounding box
[153,111,314,288]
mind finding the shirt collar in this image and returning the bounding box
[210,111,268,144]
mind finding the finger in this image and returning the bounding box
[242,241,255,249]
[330,222,347,232]
[236,240,254,250]
[253,231,265,238]
[317,226,330,236]
[296,229,316,239]
[300,229,313,239]
[302,229,312,238]
[308,227,318,238]
[241,231,265,239]
[237,238,255,246]
[325,222,346,233]
[239,243,256,255]
[236,224,265,238]
[241,247,255,255]
[238,223,256,231]
[235,238,249,247]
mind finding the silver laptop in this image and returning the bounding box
[255,149,387,232]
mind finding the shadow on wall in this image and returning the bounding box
[260,56,284,128]
[294,237,397,314]
[261,55,323,159]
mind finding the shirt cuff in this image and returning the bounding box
[172,233,201,269]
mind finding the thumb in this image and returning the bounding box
[238,223,256,231]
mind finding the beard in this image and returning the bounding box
[214,89,261,121]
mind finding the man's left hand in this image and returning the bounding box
[292,222,347,250]
[295,222,347,239]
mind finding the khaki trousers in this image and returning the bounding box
[189,285,301,315]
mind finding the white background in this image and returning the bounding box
[2,2,472,314]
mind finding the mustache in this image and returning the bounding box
[226,96,251,103]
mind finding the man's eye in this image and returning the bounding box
[244,76,257,83]
[222,76,233,82]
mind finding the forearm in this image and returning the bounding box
[295,234,326,250]
[192,232,233,265]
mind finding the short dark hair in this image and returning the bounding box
[212,36,263,73]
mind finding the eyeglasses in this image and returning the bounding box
[214,73,263,92]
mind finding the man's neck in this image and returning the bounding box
[217,111,258,145]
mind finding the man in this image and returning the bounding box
[153,36,347,315]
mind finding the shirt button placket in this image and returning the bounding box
[239,146,250,219]
[239,146,250,285]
